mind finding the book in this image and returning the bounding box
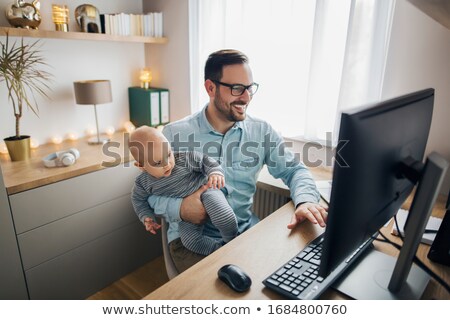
[391,208,442,245]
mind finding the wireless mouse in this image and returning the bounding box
[218,264,252,292]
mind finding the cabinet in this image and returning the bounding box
[0,132,162,299]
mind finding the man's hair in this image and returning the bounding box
[204,49,249,81]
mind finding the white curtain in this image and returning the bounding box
[189,0,395,141]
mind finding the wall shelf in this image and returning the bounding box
[0,26,168,44]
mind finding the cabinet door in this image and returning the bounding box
[18,194,137,270]
[25,221,162,299]
[10,164,139,234]
[0,171,28,299]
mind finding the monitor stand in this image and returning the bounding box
[332,152,448,299]
[332,248,430,299]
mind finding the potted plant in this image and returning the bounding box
[0,33,52,161]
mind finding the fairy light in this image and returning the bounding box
[30,138,40,149]
[85,128,96,136]
[51,136,63,144]
[124,121,136,133]
[156,125,165,132]
[67,133,79,141]
[0,143,8,154]
[105,126,116,136]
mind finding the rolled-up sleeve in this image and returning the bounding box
[147,194,183,224]
[264,125,320,206]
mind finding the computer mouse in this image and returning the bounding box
[218,264,252,292]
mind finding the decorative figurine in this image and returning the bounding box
[5,0,41,29]
[75,4,101,33]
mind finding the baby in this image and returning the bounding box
[129,126,238,256]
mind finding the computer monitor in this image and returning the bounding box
[320,88,448,299]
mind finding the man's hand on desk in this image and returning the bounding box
[180,185,208,224]
[288,202,328,229]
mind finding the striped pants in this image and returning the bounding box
[179,188,238,256]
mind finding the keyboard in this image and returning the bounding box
[263,234,373,299]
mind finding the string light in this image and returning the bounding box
[67,133,79,141]
[124,121,136,133]
[51,136,63,144]
[105,126,116,136]
[85,128,96,136]
[30,138,40,149]
[0,143,8,154]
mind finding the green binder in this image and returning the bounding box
[128,87,170,127]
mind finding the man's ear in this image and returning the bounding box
[205,79,216,97]
[134,161,145,172]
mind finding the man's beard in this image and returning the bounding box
[214,90,248,122]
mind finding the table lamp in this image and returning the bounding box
[139,68,152,89]
[73,80,112,144]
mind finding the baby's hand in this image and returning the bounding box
[208,174,225,189]
[144,217,161,235]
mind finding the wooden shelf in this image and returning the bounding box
[0,131,133,195]
[0,26,168,44]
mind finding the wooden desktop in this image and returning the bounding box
[144,167,450,300]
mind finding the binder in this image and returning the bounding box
[128,87,169,127]
[158,88,170,124]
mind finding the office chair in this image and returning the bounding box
[161,220,179,279]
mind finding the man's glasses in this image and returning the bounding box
[212,80,259,96]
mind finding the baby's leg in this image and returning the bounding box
[201,189,238,243]
[179,221,222,256]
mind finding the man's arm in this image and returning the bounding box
[263,126,327,227]
[148,185,208,225]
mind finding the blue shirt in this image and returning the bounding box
[148,106,320,244]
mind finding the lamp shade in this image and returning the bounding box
[73,80,112,105]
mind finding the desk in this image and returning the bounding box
[144,168,450,300]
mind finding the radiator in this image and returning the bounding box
[252,187,291,220]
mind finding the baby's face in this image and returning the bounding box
[140,140,175,178]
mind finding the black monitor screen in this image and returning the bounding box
[319,88,435,277]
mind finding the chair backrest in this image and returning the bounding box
[161,219,179,279]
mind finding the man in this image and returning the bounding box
[147,49,327,272]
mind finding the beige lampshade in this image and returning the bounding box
[73,80,112,105]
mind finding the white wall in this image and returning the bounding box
[143,0,191,122]
[0,0,145,144]
[383,0,450,194]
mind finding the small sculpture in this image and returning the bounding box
[5,0,41,29]
[75,4,101,33]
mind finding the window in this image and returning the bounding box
[189,0,394,141]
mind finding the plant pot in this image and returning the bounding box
[4,135,31,161]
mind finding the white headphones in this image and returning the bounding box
[43,148,80,168]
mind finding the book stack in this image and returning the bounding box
[100,12,164,37]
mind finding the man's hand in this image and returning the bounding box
[207,173,225,189]
[144,217,161,234]
[287,202,328,229]
[180,185,208,224]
